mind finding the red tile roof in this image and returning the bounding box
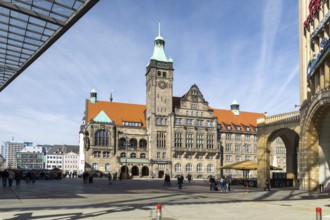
[86,99,265,131]
[213,109,264,132]
[86,100,146,128]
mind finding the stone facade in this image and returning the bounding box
[299,0,330,190]
[82,33,266,179]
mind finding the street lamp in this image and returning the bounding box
[125,136,129,178]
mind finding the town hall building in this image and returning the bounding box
[79,32,269,179]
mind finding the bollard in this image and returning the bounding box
[316,207,322,220]
[156,204,162,220]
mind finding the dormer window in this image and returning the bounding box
[227,125,231,130]
[236,126,241,131]
[246,126,250,132]
[123,121,142,127]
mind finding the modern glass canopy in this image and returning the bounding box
[0,0,99,92]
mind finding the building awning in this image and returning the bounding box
[0,0,99,92]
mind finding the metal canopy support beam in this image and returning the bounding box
[0,0,99,92]
[0,1,66,27]
[0,65,19,72]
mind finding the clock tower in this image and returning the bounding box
[146,30,174,174]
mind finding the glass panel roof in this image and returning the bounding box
[0,0,99,92]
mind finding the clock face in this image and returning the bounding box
[158,80,166,89]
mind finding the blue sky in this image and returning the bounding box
[0,0,299,145]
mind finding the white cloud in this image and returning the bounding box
[0,0,299,145]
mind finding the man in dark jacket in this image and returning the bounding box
[2,169,9,187]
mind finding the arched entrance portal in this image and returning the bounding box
[158,170,164,178]
[141,166,149,177]
[318,111,330,187]
[120,166,129,175]
[300,104,330,190]
[257,122,300,188]
[131,166,139,176]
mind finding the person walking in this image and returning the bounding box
[226,177,232,191]
[209,176,216,191]
[108,172,112,185]
[177,175,184,189]
[2,169,9,187]
[8,170,15,187]
[163,174,171,186]
[220,176,227,192]
[187,174,192,183]
[15,171,22,186]
[264,178,271,191]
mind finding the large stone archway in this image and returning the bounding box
[257,112,300,188]
[300,89,330,191]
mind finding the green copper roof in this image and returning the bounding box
[93,110,112,123]
[150,35,173,63]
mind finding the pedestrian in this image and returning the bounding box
[89,172,94,183]
[2,169,9,187]
[8,170,15,187]
[177,175,184,189]
[226,177,232,191]
[187,174,192,183]
[15,171,22,186]
[264,178,270,191]
[31,170,36,183]
[220,176,226,192]
[209,176,216,191]
[108,172,112,185]
[83,172,88,183]
[26,171,31,183]
[163,174,171,186]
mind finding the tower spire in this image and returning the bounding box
[158,22,161,36]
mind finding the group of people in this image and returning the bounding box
[1,169,29,187]
[162,173,193,189]
[209,175,232,192]
[82,171,94,184]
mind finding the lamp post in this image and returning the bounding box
[125,136,129,178]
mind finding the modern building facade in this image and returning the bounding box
[81,33,276,179]
[0,140,33,168]
[16,146,43,169]
[299,0,330,190]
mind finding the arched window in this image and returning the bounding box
[140,153,146,158]
[207,164,214,173]
[130,153,136,158]
[186,163,193,172]
[92,163,98,171]
[95,129,109,146]
[197,163,203,173]
[105,163,111,172]
[139,139,147,149]
[175,163,182,172]
[119,138,126,149]
[130,138,137,149]
[120,152,126,158]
